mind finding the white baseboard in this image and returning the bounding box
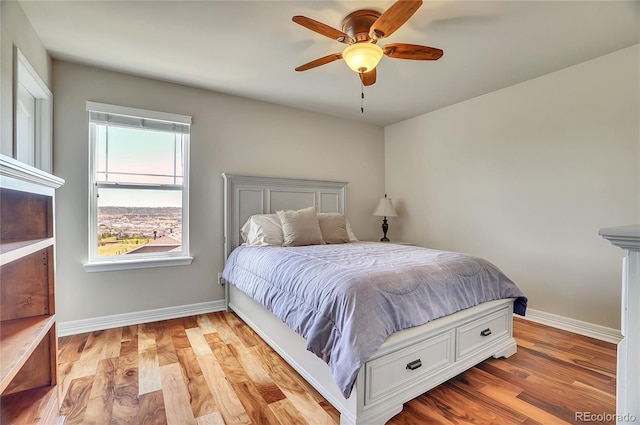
[521,308,622,344]
[58,301,623,345]
[58,300,226,337]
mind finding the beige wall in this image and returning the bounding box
[53,60,385,323]
[385,45,640,329]
[0,0,52,156]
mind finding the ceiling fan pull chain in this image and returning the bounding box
[361,81,365,113]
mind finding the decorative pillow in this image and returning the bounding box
[317,213,350,244]
[241,214,284,246]
[277,206,325,247]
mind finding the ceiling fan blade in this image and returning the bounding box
[383,43,443,60]
[293,16,354,44]
[369,0,423,40]
[295,53,343,71]
[359,69,377,86]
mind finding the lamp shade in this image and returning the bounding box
[342,43,384,73]
[372,196,398,217]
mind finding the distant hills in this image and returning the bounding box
[98,206,181,215]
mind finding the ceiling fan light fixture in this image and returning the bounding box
[342,43,384,73]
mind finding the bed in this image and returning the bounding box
[221,173,526,425]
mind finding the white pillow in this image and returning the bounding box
[241,214,284,246]
[277,206,325,247]
[240,218,252,242]
[345,220,359,242]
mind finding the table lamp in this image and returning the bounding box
[372,194,398,242]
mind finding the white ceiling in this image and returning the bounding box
[20,0,640,126]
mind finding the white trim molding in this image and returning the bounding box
[522,308,622,344]
[58,300,226,337]
[86,101,192,125]
[15,48,53,173]
[84,256,193,273]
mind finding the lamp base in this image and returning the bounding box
[380,217,389,242]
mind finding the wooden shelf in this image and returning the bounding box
[0,238,54,266]
[1,385,62,425]
[0,315,56,393]
[1,154,63,423]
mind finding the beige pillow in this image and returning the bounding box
[317,213,350,244]
[277,206,325,246]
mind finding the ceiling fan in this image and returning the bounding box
[293,0,443,86]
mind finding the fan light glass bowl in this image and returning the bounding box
[342,43,384,73]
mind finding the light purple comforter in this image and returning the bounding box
[222,242,527,398]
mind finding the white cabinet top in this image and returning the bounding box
[599,224,640,250]
[0,154,64,189]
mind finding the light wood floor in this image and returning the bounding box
[58,312,616,424]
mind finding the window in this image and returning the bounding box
[84,102,192,272]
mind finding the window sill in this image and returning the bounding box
[84,256,193,273]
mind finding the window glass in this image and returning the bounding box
[97,188,183,256]
[95,126,184,185]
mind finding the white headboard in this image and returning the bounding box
[222,173,348,257]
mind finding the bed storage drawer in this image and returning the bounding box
[456,307,510,360]
[364,330,454,405]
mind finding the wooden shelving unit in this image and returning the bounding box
[1,154,64,424]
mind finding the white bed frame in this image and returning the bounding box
[222,173,517,425]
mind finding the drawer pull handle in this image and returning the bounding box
[480,328,492,337]
[406,359,422,371]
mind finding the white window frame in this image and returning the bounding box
[84,101,193,272]
[14,48,53,173]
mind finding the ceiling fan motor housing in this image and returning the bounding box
[342,10,381,43]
